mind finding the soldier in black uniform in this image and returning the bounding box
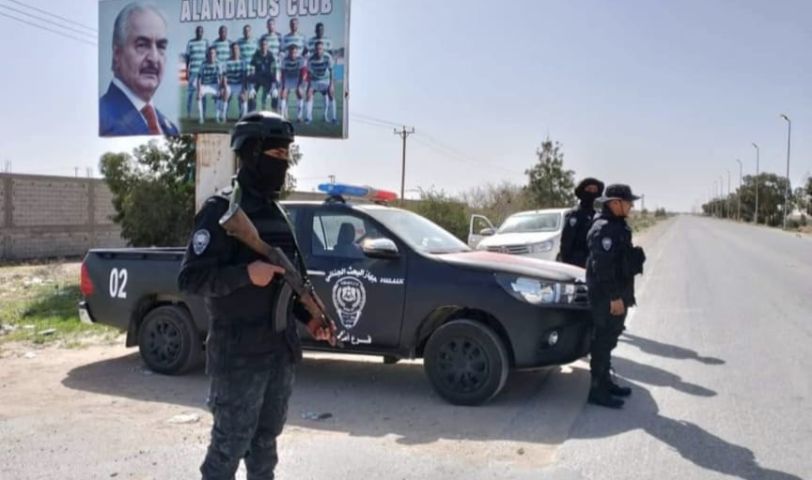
[585,184,646,409]
[178,111,334,479]
[559,177,605,267]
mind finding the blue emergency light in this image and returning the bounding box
[318,183,398,202]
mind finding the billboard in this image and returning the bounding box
[99,0,350,139]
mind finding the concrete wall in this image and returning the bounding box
[0,173,127,261]
[0,171,406,261]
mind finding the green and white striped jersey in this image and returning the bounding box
[259,32,281,57]
[225,59,250,85]
[199,62,223,86]
[281,33,305,54]
[186,38,209,76]
[281,56,306,80]
[307,54,333,81]
[212,38,231,64]
[237,37,257,64]
[306,36,333,55]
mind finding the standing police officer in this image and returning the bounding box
[559,178,605,267]
[585,184,646,409]
[178,111,334,479]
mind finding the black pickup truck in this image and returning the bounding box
[79,196,593,405]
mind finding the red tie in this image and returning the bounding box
[141,104,161,135]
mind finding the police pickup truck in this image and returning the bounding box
[79,184,592,405]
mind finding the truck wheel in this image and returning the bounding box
[423,319,509,406]
[138,305,201,375]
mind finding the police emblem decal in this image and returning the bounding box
[332,276,367,330]
[602,237,613,251]
[192,230,211,255]
[570,217,577,227]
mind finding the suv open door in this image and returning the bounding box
[468,214,495,248]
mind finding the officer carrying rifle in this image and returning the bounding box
[178,111,337,479]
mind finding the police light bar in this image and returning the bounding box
[318,183,398,203]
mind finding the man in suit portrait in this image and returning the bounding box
[100,2,178,136]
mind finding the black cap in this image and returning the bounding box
[575,177,605,197]
[598,184,641,202]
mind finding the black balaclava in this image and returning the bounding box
[236,138,290,199]
[575,178,604,209]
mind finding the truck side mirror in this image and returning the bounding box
[479,228,495,236]
[362,238,400,259]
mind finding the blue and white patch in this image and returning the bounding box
[569,217,578,227]
[192,229,211,255]
[602,237,613,252]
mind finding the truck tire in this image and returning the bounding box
[138,305,202,375]
[423,319,509,406]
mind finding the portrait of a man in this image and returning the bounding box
[99,2,178,136]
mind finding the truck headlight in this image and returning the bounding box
[529,240,554,253]
[495,274,577,305]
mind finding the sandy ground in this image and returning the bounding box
[1,223,683,480]
[0,340,588,480]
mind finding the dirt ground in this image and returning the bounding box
[0,261,80,302]
[0,339,588,480]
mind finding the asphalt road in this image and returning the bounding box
[550,215,812,480]
[1,215,810,479]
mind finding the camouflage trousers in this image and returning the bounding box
[200,351,294,480]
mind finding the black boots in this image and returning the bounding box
[607,378,632,397]
[588,378,625,409]
[588,370,631,408]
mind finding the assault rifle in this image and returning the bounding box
[219,184,340,347]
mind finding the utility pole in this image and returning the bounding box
[720,175,725,218]
[752,143,760,224]
[726,169,731,220]
[735,159,743,221]
[394,126,415,205]
[781,114,792,229]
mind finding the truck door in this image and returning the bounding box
[301,208,408,349]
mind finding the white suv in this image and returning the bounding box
[468,208,569,261]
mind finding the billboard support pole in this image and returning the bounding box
[195,133,236,211]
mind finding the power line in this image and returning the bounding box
[0,3,97,39]
[352,111,524,177]
[412,135,524,176]
[350,117,395,130]
[352,112,402,128]
[0,11,96,46]
[4,0,97,32]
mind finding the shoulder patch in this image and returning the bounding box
[602,237,613,252]
[192,229,211,255]
[569,217,578,227]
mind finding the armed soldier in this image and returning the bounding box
[585,184,646,409]
[178,112,335,479]
[559,178,604,267]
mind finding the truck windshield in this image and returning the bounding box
[365,209,471,254]
[498,212,561,233]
